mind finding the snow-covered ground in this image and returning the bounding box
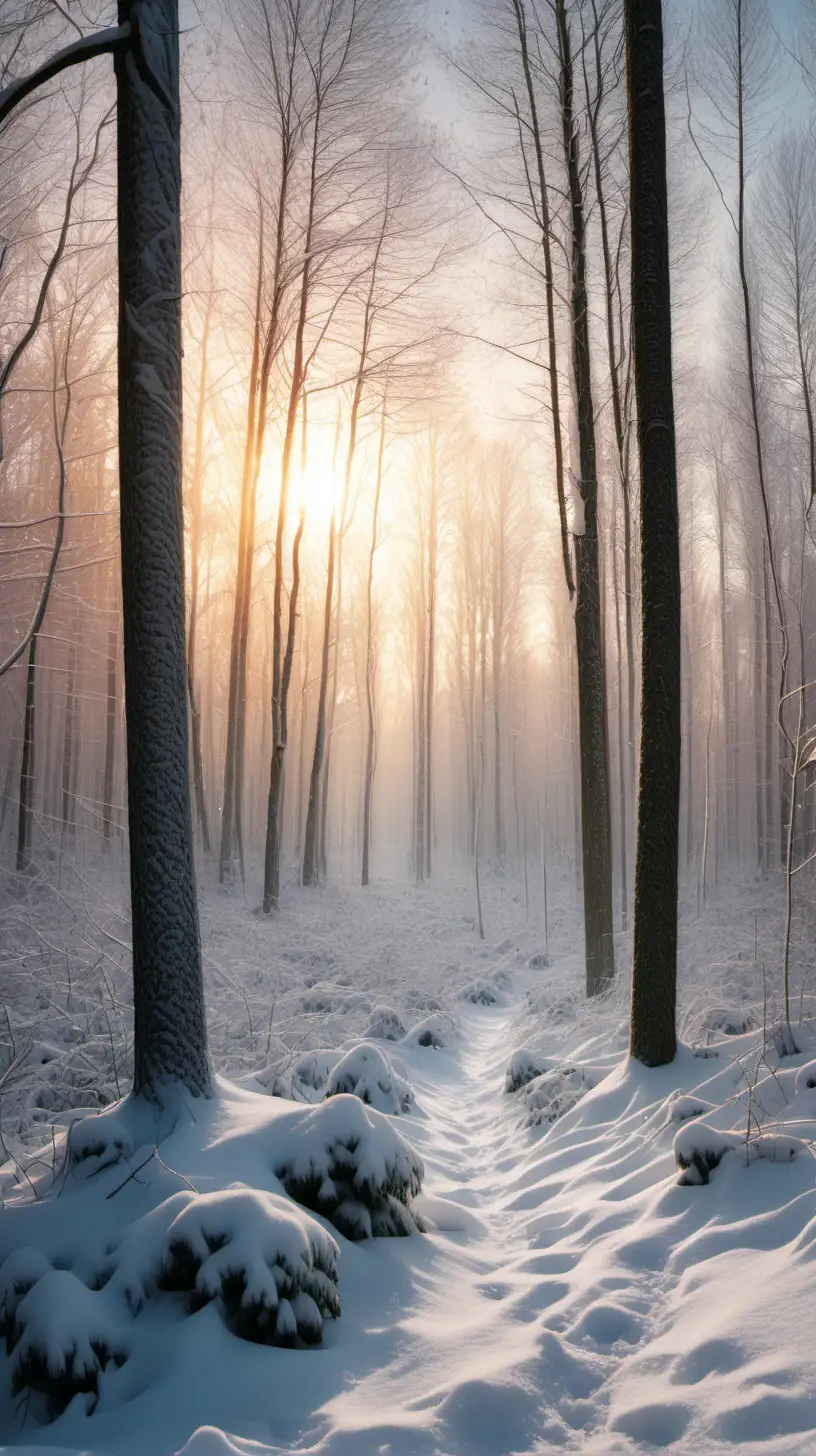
[3,860,816,1454]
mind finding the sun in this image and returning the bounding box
[257,437,342,537]
[295,453,342,535]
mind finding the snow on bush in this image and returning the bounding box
[6,1268,128,1416]
[324,1042,413,1115]
[365,1007,407,1042]
[159,1186,340,1346]
[523,1064,594,1127]
[505,1048,548,1094]
[666,1092,716,1124]
[273,1093,424,1239]
[458,978,504,1006]
[528,950,550,969]
[402,1012,452,1050]
[674,1122,810,1185]
[673,1123,743,1184]
[0,1246,52,1342]
[293,1049,339,1101]
[66,1103,135,1179]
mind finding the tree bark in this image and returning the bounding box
[186,293,213,856]
[16,635,37,873]
[116,0,210,1101]
[556,0,615,995]
[626,0,681,1068]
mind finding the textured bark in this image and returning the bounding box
[116,0,210,1101]
[626,0,681,1067]
[556,0,615,995]
[15,635,37,873]
[186,294,213,856]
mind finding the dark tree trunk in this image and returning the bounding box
[16,635,37,873]
[626,0,681,1068]
[186,297,213,856]
[302,517,336,887]
[116,0,210,1101]
[556,0,615,995]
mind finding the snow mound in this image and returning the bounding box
[666,1092,716,1124]
[292,1049,339,1101]
[504,1048,548,1094]
[523,1063,594,1127]
[0,1246,52,1340]
[674,1122,743,1184]
[274,1093,424,1239]
[160,1186,340,1345]
[364,1006,407,1042]
[402,1012,454,1050]
[7,1268,128,1417]
[528,949,550,969]
[324,1042,413,1115]
[457,977,507,1006]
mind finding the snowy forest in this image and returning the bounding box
[2,0,816,1452]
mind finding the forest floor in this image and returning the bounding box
[3,859,816,1454]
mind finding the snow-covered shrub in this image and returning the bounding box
[0,1247,52,1344]
[402,1013,451,1050]
[92,1192,193,1313]
[701,1007,756,1038]
[365,1007,407,1042]
[504,1049,548,1094]
[292,1050,338,1101]
[160,1187,340,1346]
[274,1094,424,1239]
[528,950,550,969]
[673,1123,742,1185]
[66,1104,135,1178]
[324,1043,413,1115]
[667,1093,716,1125]
[8,1269,128,1416]
[674,1122,809,1186]
[523,1064,594,1127]
[458,978,502,1006]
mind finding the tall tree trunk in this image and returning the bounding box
[116,0,210,1101]
[556,0,615,995]
[510,0,574,602]
[220,218,263,884]
[187,295,213,856]
[263,93,321,913]
[302,516,336,887]
[362,396,387,886]
[626,0,681,1068]
[612,498,628,928]
[16,635,37,873]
